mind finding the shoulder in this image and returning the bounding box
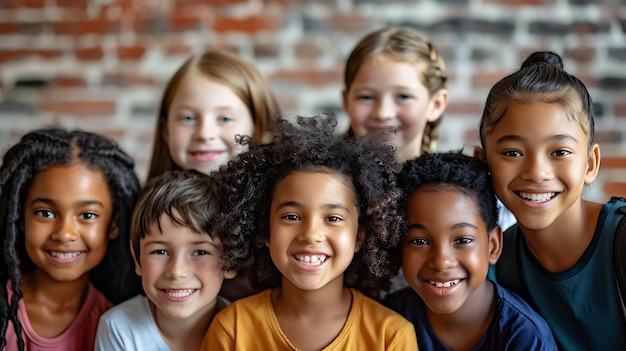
[99,295,151,326]
[213,289,271,322]
[382,287,420,313]
[351,289,413,326]
[493,283,557,348]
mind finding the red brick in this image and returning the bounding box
[327,13,373,33]
[117,45,147,60]
[55,0,87,10]
[169,10,204,32]
[601,157,626,169]
[53,19,118,35]
[0,50,29,63]
[76,47,105,61]
[16,0,45,8]
[0,22,19,34]
[40,99,116,116]
[175,0,246,5]
[270,68,340,87]
[564,47,596,64]
[50,76,87,87]
[603,182,626,198]
[213,15,281,33]
[471,69,510,89]
[165,43,194,56]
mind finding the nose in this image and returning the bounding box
[165,254,190,279]
[194,116,218,142]
[51,217,78,243]
[372,95,396,122]
[297,219,324,244]
[520,154,552,182]
[427,242,456,272]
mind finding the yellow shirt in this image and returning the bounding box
[203,288,418,350]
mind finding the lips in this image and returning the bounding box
[517,191,558,202]
[294,254,328,266]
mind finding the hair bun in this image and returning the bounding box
[520,51,564,70]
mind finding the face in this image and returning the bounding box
[164,73,254,175]
[268,171,362,291]
[343,55,447,162]
[482,102,599,231]
[23,163,116,284]
[134,212,235,322]
[402,188,501,316]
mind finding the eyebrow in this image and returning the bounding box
[31,198,104,208]
[275,200,352,213]
[407,222,479,231]
[495,134,579,145]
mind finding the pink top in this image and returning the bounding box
[4,282,112,351]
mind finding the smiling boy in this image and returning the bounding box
[95,171,243,351]
[384,152,557,351]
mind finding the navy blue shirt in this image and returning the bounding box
[383,282,557,351]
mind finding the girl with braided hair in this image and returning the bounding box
[201,115,417,350]
[342,26,449,162]
[0,128,141,351]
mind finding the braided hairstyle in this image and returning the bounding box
[0,128,141,350]
[212,114,404,300]
[344,26,448,153]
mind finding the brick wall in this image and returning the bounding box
[1,0,625,201]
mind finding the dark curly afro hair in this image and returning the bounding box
[212,114,404,299]
[398,151,499,233]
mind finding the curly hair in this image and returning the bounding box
[212,114,404,299]
[131,170,249,272]
[398,151,499,233]
[0,128,141,351]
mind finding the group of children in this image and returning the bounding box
[0,25,623,351]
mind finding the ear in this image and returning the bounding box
[584,143,601,184]
[425,89,449,123]
[473,145,485,162]
[130,241,142,276]
[223,269,237,280]
[354,229,366,253]
[488,225,503,265]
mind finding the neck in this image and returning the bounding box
[20,269,90,307]
[272,275,350,318]
[152,299,219,351]
[519,199,601,272]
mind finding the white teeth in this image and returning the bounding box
[518,192,556,202]
[430,279,460,288]
[295,254,328,265]
[166,289,195,298]
[50,251,81,259]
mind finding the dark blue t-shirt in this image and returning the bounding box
[383,282,557,351]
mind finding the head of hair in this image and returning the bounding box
[398,151,498,234]
[147,49,281,179]
[344,26,448,152]
[0,128,141,350]
[479,51,595,150]
[212,114,403,299]
[131,170,247,271]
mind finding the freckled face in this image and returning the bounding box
[268,171,362,292]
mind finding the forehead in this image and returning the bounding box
[28,163,110,199]
[143,212,220,245]
[406,187,481,224]
[273,171,358,207]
